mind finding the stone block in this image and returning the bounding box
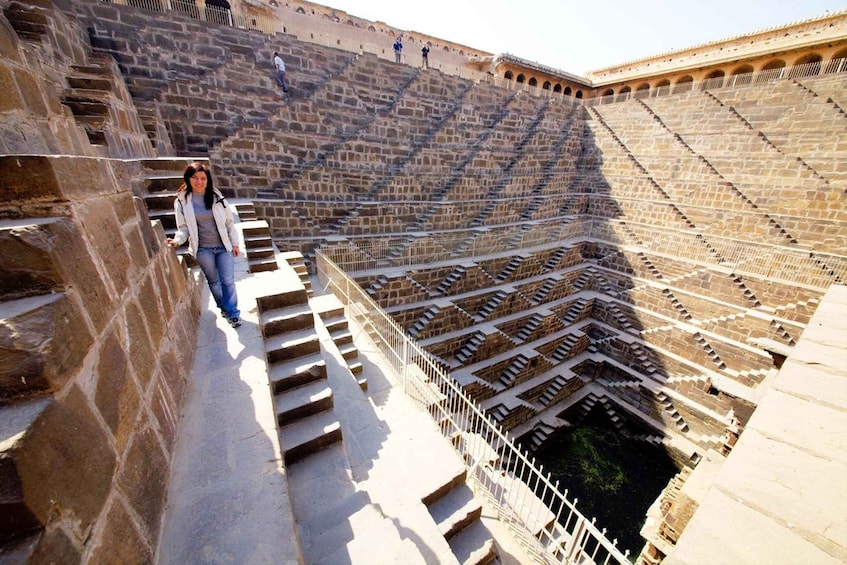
[15,386,117,535]
[75,194,130,296]
[0,293,93,399]
[13,68,47,117]
[0,65,24,112]
[125,298,155,390]
[95,330,141,453]
[87,499,152,564]
[117,428,168,544]
[30,526,81,563]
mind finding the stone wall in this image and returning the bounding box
[0,155,202,560]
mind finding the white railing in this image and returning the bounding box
[583,59,846,106]
[317,220,846,290]
[315,249,632,565]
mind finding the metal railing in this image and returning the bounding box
[101,0,845,105]
[583,59,847,106]
[317,219,846,290]
[315,249,632,564]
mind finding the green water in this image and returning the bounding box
[534,410,678,557]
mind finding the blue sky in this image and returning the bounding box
[306,0,846,74]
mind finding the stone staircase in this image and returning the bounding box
[423,469,498,565]
[311,296,366,390]
[258,289,342,465]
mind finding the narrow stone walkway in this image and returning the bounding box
[155,234,532,563]
[156,257,302,564]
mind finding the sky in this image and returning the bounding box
[305,0,847,74]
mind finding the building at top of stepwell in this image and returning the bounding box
[0,0,844,563]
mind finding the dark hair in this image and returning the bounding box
[183,162,215,209]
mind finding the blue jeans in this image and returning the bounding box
[196,246,240,319]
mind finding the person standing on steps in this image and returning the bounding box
[421,45,429,69]
[167,162,242,328]
[393,36,403,63]
[273,51,289,93]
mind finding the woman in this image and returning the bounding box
[167,163,242,328]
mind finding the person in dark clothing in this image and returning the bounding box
[421,45,429,69]
[393,36,403,63]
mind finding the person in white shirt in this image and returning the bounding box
[273,51,289,93]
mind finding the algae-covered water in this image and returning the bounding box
[534,409,678,557]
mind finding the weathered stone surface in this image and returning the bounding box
[16,386,116,535]
[151,373,178,454]
[87,499,152,564]
[30,526,81,564]
[76,195,130,296]
[0,65,24,113]
[125,299,156,390]
[0,156,63,203]
[0,17,21,64]
[94,330,141,453]
[13,68,47,117]
[138,273,165,348]
[0,218,66,301]
[0,293,93,399]
[118,428,168,543]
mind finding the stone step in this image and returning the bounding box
[248,256,278,273]
[0,293,93,398]
[0,217,78,302]
[268,352,327,394]
[0,397,52,543]
[260,302,314,337]
[337,343,359,361]
[422,467,467,507]
[264,329,321,364]
[330,329,353,346]
[274,379,334,425]
[448,519,497,565]
[427,483,483,540]
[278,409,342,466]
[257,289,309,312]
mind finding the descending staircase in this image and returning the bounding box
[423,469,498,565]
[258,289,342,465]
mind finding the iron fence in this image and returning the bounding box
[315,249,633,565]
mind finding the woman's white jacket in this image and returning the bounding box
[171,189,240,257]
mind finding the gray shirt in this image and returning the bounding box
[193,196,225,248]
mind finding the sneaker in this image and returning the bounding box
[229,317,242,328]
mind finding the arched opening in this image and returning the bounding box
[616,85,631,102]
[635,82,650,99]
[553,84,562,93]
[368,25,375,31]
[543,81,551,90]
[575,90,583,99]
[654,79,671,96]
[702,69,725,89]
[826,47,847,73]
[601,88,614,97]
[790,53,822,77]
[296,7,305,13]
[528,77,538,87]
[564,86,572,96]
[504,70,514,80]
[204,0,231,25]
[672,75,694,94]
[346,19,354,26]
[758,59,786,82]
[516,74,526,83]
[729,64,753,86]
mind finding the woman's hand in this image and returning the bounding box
[166,238,178,248]
[232,245,240,257]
